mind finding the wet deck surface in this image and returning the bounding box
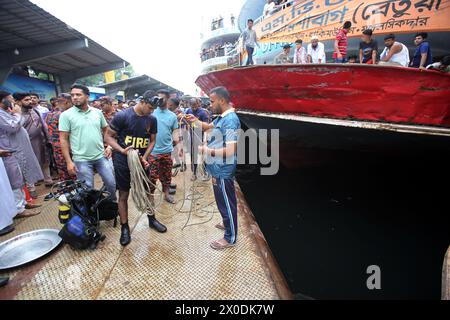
[0,173,282,300]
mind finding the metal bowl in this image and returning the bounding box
[0,229,62,270]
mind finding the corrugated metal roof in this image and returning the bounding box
[0,0,127,74]
[99,75,180,97]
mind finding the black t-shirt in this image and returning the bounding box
[110,108,157,162]
[359,40,378,62]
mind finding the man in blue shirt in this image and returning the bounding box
[186,98,209,181]
[186,86,240,250]
[150,89,182,205]
[411,32,432,69]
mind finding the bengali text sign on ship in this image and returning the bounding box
[256,0,450,43]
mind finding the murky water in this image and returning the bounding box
[236,150,449,299]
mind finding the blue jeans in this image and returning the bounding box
[74,157,117,201]
[246,46,254,66]
[334,57,346,63]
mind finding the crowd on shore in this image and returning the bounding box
[0,83,241,248]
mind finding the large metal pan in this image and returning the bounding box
[0,229,62,270]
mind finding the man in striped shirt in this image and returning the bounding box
[333,21,352,63]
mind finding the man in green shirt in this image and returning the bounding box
[59,84,116,201]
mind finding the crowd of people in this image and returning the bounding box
[211,14,235,31]
[201,42,236,62]
[263,0,293,18]
[0,85,241,253]
[241,18,450,72]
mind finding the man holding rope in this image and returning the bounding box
[185,86,240,250]
[104,91,165,246]
[150,89,183,204]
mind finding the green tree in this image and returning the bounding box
[77,65,138,86]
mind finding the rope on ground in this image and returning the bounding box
[127,149,160,214]
[181,127,216,230]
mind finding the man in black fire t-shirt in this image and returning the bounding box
[104,91,166,246]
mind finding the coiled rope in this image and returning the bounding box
[127,149,160,214]
[125,116,218,230]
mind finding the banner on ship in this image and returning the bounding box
[255,0,450,43]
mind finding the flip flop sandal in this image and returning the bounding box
[165,196,176,204]
[215,223,225,230]
[14,210,41,219]
[25,203,42,209]
[0,277,9,288]
[210,240,236,250]
[0,225,14,236]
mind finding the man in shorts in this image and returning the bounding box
[104,91,166,246]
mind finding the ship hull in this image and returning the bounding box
[196,64,450,127]
[238,110,450,168]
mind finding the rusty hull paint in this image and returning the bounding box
[195,64,450,127]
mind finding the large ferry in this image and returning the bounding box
[196,0,450,168]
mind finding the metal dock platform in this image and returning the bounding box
[0,174,292,300]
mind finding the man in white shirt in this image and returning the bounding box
[263,0,276,17]
[307,36,326,64]
[379,34,409,67]
[293,39,308,64]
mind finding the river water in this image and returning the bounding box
[236,149,449,299]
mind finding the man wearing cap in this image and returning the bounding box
[274,44,292,64]
[1,92,42,217]
[307,36,326,63]
[104,91,163,246]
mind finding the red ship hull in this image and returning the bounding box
[196,64,450,127]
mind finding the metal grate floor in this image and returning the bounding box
[0,173,281,300]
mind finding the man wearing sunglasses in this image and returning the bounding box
[104,90,161,246]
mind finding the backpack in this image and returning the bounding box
[58,186,118,250]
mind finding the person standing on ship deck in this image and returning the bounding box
[379,34,410,67]
[185,86,240,250]
[410,32,432,70]
[359,29,378,64]
[241,19,259,66]
[333,21,352,63]
[293,39,308,64]
[274,44,293,64]
[307,36,326,63]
